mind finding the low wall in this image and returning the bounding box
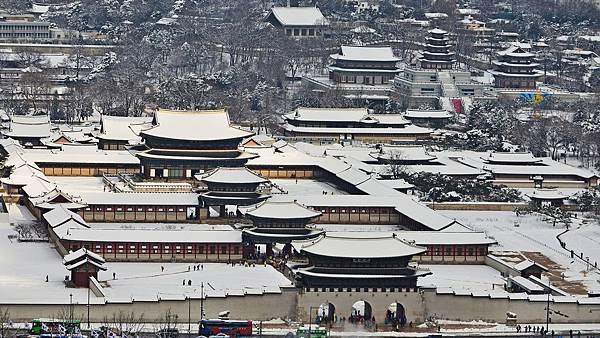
[2,288,298,323]
[297,289,600,325]
[426,202,528,211]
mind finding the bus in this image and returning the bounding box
[295,326,327,338]
[199,319,252,337]
[30,319,82,335]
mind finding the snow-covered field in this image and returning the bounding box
[437,210,600,292]
[418,265,505,291]
[100,262,292,301]
[0,205,291,304]
[51,176,107,194]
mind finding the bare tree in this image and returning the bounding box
[0,307,11,338]
[383,150,409,179]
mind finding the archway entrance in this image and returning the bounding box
[350,300,373,324]
[385,302,407,327]
[317,302,335,324]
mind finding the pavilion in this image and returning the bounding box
[525,189,571,208]
[135,110,257,179]
[291,233,431,289]
[63,248,107,287]
[198,167,271,217]
[241,200,324,257]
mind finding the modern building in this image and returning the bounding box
[393,28,492,110]
[281,107,432,144]
[291,233,431,288]
[264,7,329,38]
[303,46,400,103]
[0,15,50,40]
[135,110,257,179]
[490,46,543,89]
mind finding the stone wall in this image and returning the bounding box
[297,289,600,324]
[2,288,298,323]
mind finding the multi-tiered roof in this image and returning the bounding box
[242,200,323,243]
[291,233,431,288]
[490,46,543,88]
[419,28,456,69]
[136,110,257,178]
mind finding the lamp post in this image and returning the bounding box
[200,282,204,321]
[187,296,191,338]
[69,294,73,324]
[87,287,90,329]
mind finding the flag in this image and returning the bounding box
[58,324,66,335]
[91,329,101,338]
[41,323,49,333]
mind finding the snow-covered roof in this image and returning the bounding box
[42,205,88,229]
[396,231,496,246]
[509,276,546,293]
[376,179,414,190]
[80,192,199,206]
[63,247,105,265]
[331,46,399,62]
[424,13,448,19]
[249,144,457,231]
[497,46,535,58]
[483,152,542,164]
[404,109,453,119]
[267,7,328,27]
[22,147,139,165]
[428,28,448,35]
[375,145,437,162]
[199,167,268,185]
[97,115,152,143]
[59,227,242,244]
[350,26,376,34]
[246,200,321,220]
[293,234,426,258]
[4,117,52,138]
[10,115,49,125]
[140,110,253,142]
[525,189,570,200]
[513,259,548,272]
[285,107,366,122]
[282,124,432,135]
[65,257,107,271]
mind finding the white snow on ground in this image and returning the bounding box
[561,219,600,272]
[8,204,38,223]
[0,205,291,304]
[418,265,505,291]
[0,206,91,304]
[99,262,293,301]
[317,224,402,232]
[51,176,107,193]
[437,210,600,292]
[271,179,348,195]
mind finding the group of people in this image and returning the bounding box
[516,324,554,336]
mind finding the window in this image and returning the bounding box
[221,246,227,254]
